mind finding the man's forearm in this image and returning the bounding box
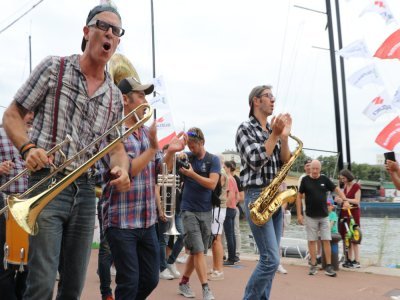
[109,143,130,172]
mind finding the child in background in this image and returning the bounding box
[328,201,338,234]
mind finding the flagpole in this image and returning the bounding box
[335,0,351,170]
[151,0,156,80]
[326,0,344,172]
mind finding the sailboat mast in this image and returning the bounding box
[326,0,344,171]
[335,0,351,170]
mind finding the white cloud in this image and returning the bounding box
[1,0,400,165]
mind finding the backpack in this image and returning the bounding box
[187,152,221,207]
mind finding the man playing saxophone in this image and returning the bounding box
[235,85,291,300]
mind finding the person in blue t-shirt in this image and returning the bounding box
[177,127,220,300]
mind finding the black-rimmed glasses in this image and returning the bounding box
[88,20,125,37]
[258,92,275,99]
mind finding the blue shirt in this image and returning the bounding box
[180,152,220,212]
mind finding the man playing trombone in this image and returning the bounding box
[99,76,187,299]
[2,4,131,299]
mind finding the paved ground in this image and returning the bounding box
[63,250,400,300]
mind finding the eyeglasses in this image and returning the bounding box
[88,20,125,37]
[258,92,275,100]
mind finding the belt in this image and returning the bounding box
[245,184,268,190]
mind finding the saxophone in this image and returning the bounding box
[249,134,303,226]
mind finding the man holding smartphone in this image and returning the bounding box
[385,152,400,189]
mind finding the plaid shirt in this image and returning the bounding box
[13,55,123,171]
[101,126,163,230]
[0,127,27,194]
[235,116,282,188]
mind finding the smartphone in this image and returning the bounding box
[384,151,396,163]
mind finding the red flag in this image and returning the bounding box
[375,117,400,150]
[374,29,400,60]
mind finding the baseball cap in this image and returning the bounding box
[81,4,122,52]
[117,77,154,95]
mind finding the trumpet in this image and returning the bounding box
[157,154,180,235]
[1,104,153,235]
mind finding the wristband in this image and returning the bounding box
[21,145,37,159]
[19,141,35,154]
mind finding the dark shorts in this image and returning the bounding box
[181,210,212,255]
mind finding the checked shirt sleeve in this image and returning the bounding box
[235,122,270,172]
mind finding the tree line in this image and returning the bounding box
[290,151,389,183]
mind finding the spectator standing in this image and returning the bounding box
[336,169,362,268]
[230,160,244,262]
[223,161,239,266]
[296,160,347,277]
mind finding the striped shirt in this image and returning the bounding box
[0,127,27,194]
[13,55,123,171]
[101,126,163,230]
[235,116,282,188]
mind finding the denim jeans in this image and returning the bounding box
[106,225,160,300]
[0,195,28,300]
[97,200,113,297]
[157,218,169,272]
[167,213,184,264]
[223,207,237,261]
[243,187,283,300]
[23,171,96,300]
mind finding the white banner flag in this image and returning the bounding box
[363,91,393,121]
[153,76,167,94]
[347,64,384,88]
[338,40,371,59]
[149,94,170,110]
[156,112,177,149]
[360,0,396,25]
[391,86,400,109]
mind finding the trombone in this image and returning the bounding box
[1,104,153,235]
[157,154,180,235]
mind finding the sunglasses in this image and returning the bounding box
[88,19,125,37]
[187,131,202,139]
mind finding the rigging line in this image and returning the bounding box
[276,0,292,99]
[0,0,45,35]
[281,21,304,109]
[0,0,35,27]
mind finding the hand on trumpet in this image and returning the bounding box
[25,148,53,171]
[0,159,15,175]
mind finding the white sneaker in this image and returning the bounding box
[176,253,189,264]
[160,268,174,280]
[110,265,116,276]
[178,283,195,298]
[390,296,400,300]
[167,263,181,278]
[277,264,288,274]
[208,270,224,281]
